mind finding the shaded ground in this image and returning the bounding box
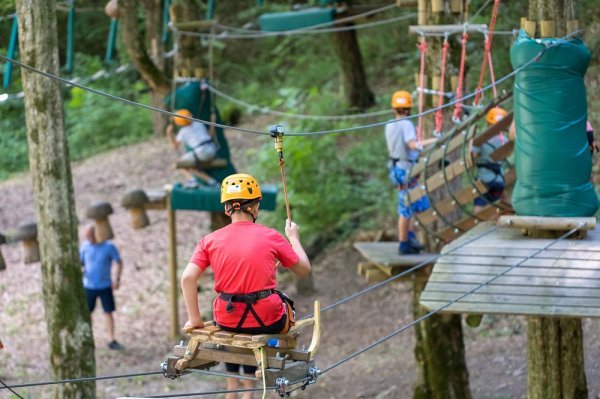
[1,132,599,399]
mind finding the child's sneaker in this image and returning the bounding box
[399,241,420,255]
[408,231,425,250]
[108,340,124,350]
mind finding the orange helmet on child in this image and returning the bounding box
[221,173,262,203]
[391,90,413,109]
[486,107,507,125]
[173,109,193,126]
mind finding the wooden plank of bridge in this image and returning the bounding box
[353,242,436,280]
[437,205,502,242]
[490,141,514,162]
[472,112,514,147]
[416,181,488,225]
[420,222,600,318]
[408,155,473,204]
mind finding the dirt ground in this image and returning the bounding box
[1,132,599,399]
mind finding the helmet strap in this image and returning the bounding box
[225,199,260,222]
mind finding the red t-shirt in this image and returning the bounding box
[189,221,299,329]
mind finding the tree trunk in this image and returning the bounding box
[413,272,472,399]
[120,0,170,136]
[142,0,169,136]
[15,1,96,398]
[528,0,578,37]
[527,317,587,399]
[412,2,472,398]
[330,22,375,110]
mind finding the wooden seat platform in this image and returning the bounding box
[354,242,437,282]
[162,301,322,395]
[420,222,600,318]
[175,157,228,170]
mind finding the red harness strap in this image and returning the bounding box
[474,0,501,106]
[416,37,427,143]
[435,36,450,135]
[453,30,468,122]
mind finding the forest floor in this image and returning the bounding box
[1,123,600,399]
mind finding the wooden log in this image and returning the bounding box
[175,158,228,170]
[566,20,579,34]
[523,19,537,37]
[431,0,444,13]
[498,216,596,231]
[540,20,556,38]
[167,193,179,340]
[450,0,462,13]
[396,0,419,6]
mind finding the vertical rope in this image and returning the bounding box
[434,35,449,135]
[474,0,500,105]
[452,30,468,122]
[208,23,217,137]
[416,36,427,143]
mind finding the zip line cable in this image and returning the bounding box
[204,83,391,120]
[0,371,164,391]
[171,12,418,40]
[306,224,500,319]
[320,224,584,374]
[0,46,522,137]
[0,377,25,399]
[213,3,399,34]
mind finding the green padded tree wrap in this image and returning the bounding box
[510,31,598,217]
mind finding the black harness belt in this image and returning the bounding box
[219,290,275,330]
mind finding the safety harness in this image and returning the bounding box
[219,289,296,334]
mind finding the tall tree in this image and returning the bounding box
[523,3,588,398]
[330,21,375,110]
[411,1,472,399]
[15,0,96,398]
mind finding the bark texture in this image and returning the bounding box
[528,0,578,37]
[330,22,375,110]
[527,317,588,399]
[412,2,472,398]
[15,0,96,397]
[413,273,472,399]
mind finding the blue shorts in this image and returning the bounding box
[85,287,116,313]
[474,180,505,206]
[389,166,430,218]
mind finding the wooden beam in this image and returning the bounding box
[489,141,514,162]
[396,0,418,6]
[409,24,487,35]
[498,216,597,231]
[166,191,179,340]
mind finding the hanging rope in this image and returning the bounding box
[416,36,427,143]
[270,125,292,221]
[452,29,469,122]
[208,23,217,137]
[434,35,450,136]
[474,0,500,105]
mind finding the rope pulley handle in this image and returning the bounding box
[269,124,292,222]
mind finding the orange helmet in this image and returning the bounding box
[221,173,262,203]
[173,109,193,126]
[391,90,413,109]
[486,107,507,125]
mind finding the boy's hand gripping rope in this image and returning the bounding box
[269,125,292,221]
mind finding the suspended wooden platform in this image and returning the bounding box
[163,301,321,396]
[420,222,600,318]
[354,242,437,282]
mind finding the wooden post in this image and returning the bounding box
[167,192,179,339]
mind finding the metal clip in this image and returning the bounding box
[275,377,290,397]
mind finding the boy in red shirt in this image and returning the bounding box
[181,173,311,397]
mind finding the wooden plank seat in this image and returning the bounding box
[175,157,229,170]
[420,222,600,318]
[162,301,322,394]
[354,242,436,282]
